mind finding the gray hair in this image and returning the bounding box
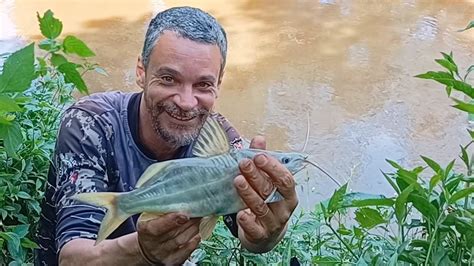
[141,6,228,74]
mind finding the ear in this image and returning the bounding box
[136,56,146,89]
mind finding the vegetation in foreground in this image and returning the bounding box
[0,10,472,265]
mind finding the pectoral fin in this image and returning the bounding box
[199,215,218,240]
[137,212,164,223]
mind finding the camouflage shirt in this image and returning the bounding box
[35,91,242,265]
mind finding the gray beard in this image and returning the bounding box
[146,98,209,149]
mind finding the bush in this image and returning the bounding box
[0,10,102,264]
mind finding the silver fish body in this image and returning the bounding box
[120,149,305,217]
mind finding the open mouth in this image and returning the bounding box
[167,112,196,122]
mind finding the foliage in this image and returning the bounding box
[0,10,102,264]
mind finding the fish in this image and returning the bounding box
[72,115,308,244]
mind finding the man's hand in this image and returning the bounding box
[136,213,201,265]
[234,136,298,253]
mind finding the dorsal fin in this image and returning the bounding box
[192,115,230,157]
[135,161,173,188]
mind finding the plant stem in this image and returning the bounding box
[424,208,447,266]
[325,220,358,261]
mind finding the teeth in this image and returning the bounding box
[168,112,195,121]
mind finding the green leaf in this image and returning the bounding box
[17,191,31,199]
[429,174,441,192]
[452,98,474,113]
[460,175,474,183]
[408,193,438,223]
[21,238,39,249]
[50,53,68,67]
[0,122,23,158]
[449,186,474,204]
[0,232,20,256]
[63,36,96,57]
[327,183,348,216]
[445,86,453,97]
[312,256,339,265]
[37,10,63,39]
[395,184,415,223]
[435,59,457,75]
[382,171,400,194]
[0,43,35,93]
[0,95,21,112]
[416,71,474,98]
[12,225,29,238]
[58,62,88,94]
[342,192,394,207]
[458,20,474,32]
[421,155,441,174]
[355,208,386,229]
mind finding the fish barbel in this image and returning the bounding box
[72,116,307,244]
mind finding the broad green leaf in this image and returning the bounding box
[468,129,474,139]
[416,71,474,98]
[17,191,31,199]
[449,186,474,204]
[460,175,474,183]
[12,224,29,238]
[435,59,457,75]
[21,238,39,249]
[37,10,62,39]
[458,20,474,32]
[460,144,470,168]
[445,159,455,179]
[421,155,441,173]
[58,62,88,94]
[51,53,68,67]
[410,239,429,250]
[452,98,474,113]
[0,232,20,257]
[327,183,348,216]
[408,193,438,223]
[0,95,21,112]
[342,192,394,207]
[441,52,456,65]
[0,122,23,158]
[355,208,386,229]
[0,43,35,93]
[395,184,415,223]
[429,174,441,192]
[386,159,403,170]
[63,36,96,57]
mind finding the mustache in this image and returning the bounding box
[157,102,209,119]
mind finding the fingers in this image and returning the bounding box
[234,176,278,232]
[236,210,266,241]
[250,136,266,149]
[254,153,298,207]
[239,158,274,199]
[166,234,201,264]
[138,212,189,236]
[168,219,201,247]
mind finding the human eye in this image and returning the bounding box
[159,75,175,85]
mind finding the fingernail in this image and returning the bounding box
[236,177,248,189]
[177,215,188,225]
[242,159,253,171]
[255,153,268,167]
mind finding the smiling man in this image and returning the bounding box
[35,6,298,265]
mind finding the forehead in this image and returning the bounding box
[147,31,222,73]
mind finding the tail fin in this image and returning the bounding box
[72,192,129,245]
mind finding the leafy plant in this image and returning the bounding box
[0,10,103,264]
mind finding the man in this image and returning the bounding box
[35,6,298,265]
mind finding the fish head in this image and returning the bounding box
[266,151,308,175]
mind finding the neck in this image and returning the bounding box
[138,94,179,161]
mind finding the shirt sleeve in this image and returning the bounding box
[52,107,117,252]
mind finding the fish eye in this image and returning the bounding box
[282,157,290,164]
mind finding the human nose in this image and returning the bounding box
[174,85,198,111]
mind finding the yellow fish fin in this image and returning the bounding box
[192,115,230,157]
[135,161,173,188]
[137,212,165,223]
[199,215,219,240]
[71,192,129,245]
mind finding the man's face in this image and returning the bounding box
[137,31,222,148]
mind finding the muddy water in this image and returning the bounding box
[3,0,474,208]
